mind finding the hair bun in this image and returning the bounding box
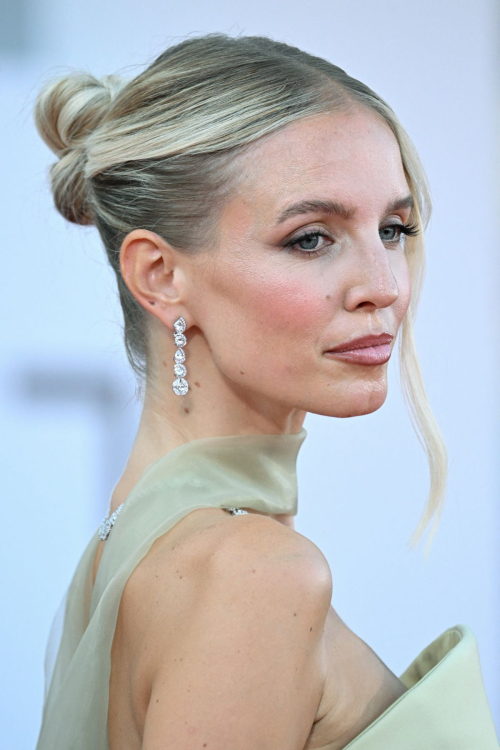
[33,71,126,225]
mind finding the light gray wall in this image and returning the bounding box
[1,1,498,746]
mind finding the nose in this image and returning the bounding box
[342,237,400,312]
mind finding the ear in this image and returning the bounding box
[119,229,190,329]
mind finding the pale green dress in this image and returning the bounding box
[35,427,500,749]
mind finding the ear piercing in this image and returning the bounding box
[172,316,189,396]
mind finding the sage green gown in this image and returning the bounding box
[35,427,500,749]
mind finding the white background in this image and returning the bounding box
[1,0,498,746]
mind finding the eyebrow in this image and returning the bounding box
[274,194,415,225]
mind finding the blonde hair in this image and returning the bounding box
[33,32,447,556]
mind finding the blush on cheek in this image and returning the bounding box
[252,279,327,331]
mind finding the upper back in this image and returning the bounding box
[108,508,412,750]
[108,508,333,749]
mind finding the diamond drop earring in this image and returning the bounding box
[172,316,189,396]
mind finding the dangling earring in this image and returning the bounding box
[172,316,189,396]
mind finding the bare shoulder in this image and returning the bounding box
[125,509,333,619]
[201,512,334,634]
[121,510,333,748]
[214,512,334,593]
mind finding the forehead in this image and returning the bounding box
[229,109,408,227]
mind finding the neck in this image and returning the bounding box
[145,323,307,439]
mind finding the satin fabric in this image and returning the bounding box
[35,426,499,748]
[344,624,499,748]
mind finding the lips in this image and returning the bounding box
[326,333,393,353]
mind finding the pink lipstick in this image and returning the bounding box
[324,333,393,365]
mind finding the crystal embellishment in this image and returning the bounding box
[98,502,124,540]
[172,316,189,396]
[174,317,186,334]
[172,377,188,395]
[222,507,249,516]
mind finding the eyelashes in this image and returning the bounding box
[283,221,421,259]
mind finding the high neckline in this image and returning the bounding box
[100,426,308,540]
[128,425,307,514]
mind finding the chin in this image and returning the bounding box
[307,383,388,418]
[336,399,386,418]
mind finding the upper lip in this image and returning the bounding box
[325,332,394,353]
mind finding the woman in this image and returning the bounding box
[33,32,499,749]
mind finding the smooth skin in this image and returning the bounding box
[97,105,412,748]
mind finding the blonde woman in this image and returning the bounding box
[33,33,499,750]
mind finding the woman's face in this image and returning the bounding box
[186,107,413,420]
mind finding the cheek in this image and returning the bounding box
[205,265,331,375]
[249,276,326,336]
[393,256,412,322]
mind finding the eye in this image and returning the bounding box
[380,221,420,245]
[282,228,333,259]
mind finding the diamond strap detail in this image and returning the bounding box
[98,503,124,540]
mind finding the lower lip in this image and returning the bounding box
[324,343,392,365]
